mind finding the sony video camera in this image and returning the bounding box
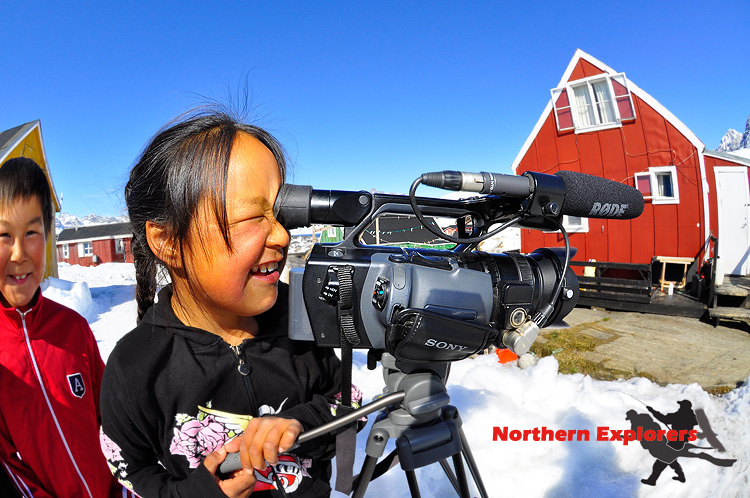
[276,170,644,362]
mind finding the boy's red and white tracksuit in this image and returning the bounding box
[0,290,130,497]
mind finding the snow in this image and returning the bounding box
[728,148,750,160]
[43,263,749,498]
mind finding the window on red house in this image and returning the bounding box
[635,167,679,205]
[552,72,636,133]
[551,88,574,131]
[635,173,652,197]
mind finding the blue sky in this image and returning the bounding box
[2,1,749,218]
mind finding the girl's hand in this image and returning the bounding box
[236,416,303,472]
[203,445,256,498]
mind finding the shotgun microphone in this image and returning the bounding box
[419,170,644,220]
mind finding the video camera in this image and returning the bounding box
[219,169,644,484]
[276,169,645,359]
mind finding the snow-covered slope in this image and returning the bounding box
[55,212,129,235]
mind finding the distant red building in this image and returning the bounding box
[512,49,750,277]
[56,223,133,266]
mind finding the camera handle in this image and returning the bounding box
[218,392,406,475]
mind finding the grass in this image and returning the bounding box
[530,326,658,383]
[705,385,734,396]
[528,319,737,396]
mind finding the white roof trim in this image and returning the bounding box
[704,149,750,167]
[34,120,61,211]
[511,49,705,173]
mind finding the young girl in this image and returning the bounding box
[100,110,345,497]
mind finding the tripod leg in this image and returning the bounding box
[451,453,472,498]
[352,455,378,498]
[459,427,489,498]
[439,459,460,494]
[352,427,390,498]
[405,470,422,498]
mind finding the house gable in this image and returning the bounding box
[512,49,705,174]
[511,49,714,265]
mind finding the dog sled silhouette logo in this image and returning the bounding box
[623,399,736,486]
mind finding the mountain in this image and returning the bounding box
[741,115,750,150]
[718,129,742,152]
[717,113,750,154]
[55,213,129,235]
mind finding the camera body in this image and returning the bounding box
[274,169,646,360]
[281,169,582,360]
[289,242,578,361]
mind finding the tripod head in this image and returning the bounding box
[375,353,451,425]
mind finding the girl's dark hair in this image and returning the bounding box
[0,157,55,238]
[125,109,287,321]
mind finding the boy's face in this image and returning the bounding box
[0,196,47,310]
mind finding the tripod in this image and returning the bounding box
[347,353,488,498]
[220,354,489,497]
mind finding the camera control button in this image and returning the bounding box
[320,268,340,303]
[372,277,389,310]
[393,265,406,289]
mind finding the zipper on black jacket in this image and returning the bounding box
[231,344,259,416]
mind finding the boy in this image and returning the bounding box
[0,157,126,497]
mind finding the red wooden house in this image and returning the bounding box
[56,223,133,266]
[512,50,750,289]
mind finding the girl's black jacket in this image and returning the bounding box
[100,283,341,498]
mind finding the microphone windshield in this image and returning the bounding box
[554,170,644,219]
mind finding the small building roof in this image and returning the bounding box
[704,149,750,167]
[0,122,37,159]
[57,222,132,243]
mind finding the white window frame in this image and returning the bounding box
[115,238,125,254]
[562,215,589,233]
[83,242,93,257]
[635,166,680,205]
[551,73,636,134]
[544,215,589,234]
[62,244,69,259]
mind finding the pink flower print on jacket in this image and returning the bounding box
[168,403,312,493]
[170,414,232,468]
[100,429,141,496]
[332,385,367,424]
